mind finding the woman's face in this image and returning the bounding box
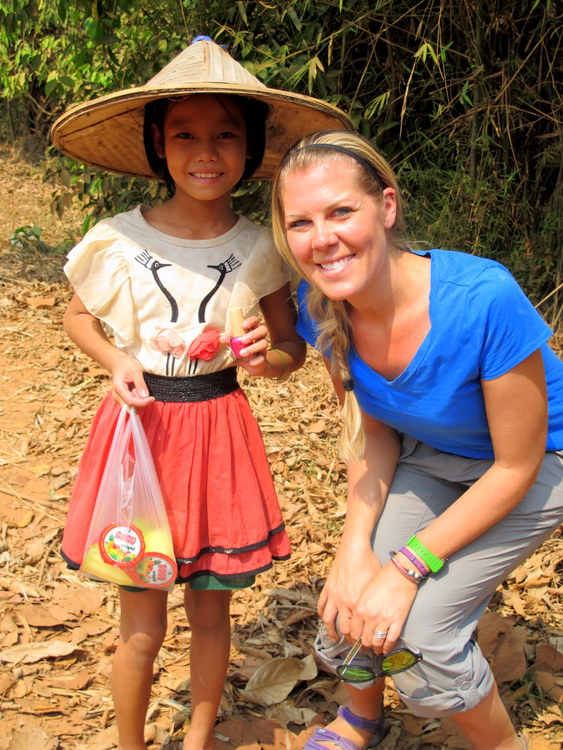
[280,159,397,304]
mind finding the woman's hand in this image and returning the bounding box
[318,537,382,642]
[350,561,419,655]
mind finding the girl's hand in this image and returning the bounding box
[110,354,155,408]
[318,538,383,642]
[226,315,271,376]
[350,562,419,655]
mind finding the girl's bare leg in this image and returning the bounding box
[112,588,168,750]
[183,588,231,750]
[450,683,523,749]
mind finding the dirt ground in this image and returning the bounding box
[0,143,561,750]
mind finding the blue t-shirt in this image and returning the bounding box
[296,248,563,459]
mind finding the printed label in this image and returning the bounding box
[99,523,145,567]
[135,553,177,587]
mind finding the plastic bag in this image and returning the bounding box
[80,405,178,590]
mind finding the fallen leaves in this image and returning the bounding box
[241,654,317,706]
[0,639,81,665]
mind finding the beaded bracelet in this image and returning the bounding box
[406,535,445,574]
[399,546,430,577]
[389,552,423,585]
[270,349,288,381]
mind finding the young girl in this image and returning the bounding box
[51,38,351,750]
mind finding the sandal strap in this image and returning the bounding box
[303,728,363,750]
[338,706,384,734]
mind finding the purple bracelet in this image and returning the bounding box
[399,546,430,577]
[389,552,423,584]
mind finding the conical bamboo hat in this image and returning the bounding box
[51,37,353,180]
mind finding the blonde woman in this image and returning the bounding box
[271,130,563,750]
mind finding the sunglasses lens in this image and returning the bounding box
[381,649,419,675]
[337,665,374,683]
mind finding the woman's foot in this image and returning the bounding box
[303,705,385,750]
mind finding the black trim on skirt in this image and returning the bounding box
[143,368,240,403]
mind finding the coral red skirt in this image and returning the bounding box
[61,378,290,584]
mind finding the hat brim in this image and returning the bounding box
[51,84,353,180]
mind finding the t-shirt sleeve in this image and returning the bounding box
[228,226,296,318]
[253,233,295,300]
[64,223,136,347]
[474,266,552,380]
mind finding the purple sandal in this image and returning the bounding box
[303,706,386,750]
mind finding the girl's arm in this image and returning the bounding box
[235,283,307,378]
[64,292,154,408]
[349,348,548,652]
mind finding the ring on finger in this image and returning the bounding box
[373,629,388,639]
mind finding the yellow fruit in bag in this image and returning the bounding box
[81,542,137,586]
[81,520,177,588]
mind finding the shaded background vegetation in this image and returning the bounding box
[1,0,561,324]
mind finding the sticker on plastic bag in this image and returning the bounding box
[135,553,177,587]
[99,522,145,567]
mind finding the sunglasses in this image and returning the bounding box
[336,637,423,684]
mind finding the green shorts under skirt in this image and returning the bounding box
[120,572,255,593]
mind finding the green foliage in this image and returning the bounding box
[2,0,561,322]
[9,224,46,252]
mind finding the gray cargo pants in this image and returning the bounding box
[315,437,563,717]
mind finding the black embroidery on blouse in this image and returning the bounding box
[134,250,243,377]
[197,254,242,323]
[135,250,179,375]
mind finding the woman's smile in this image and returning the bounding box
[319,254,355,273]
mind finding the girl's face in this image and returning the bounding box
[153,94,249,203]
[281,159,397,305]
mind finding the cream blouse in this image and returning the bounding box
[64,206,293,377]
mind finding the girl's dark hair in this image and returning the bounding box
[143,95,269,194]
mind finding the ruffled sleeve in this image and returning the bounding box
[64,220,137,348]
[227,221,296,327]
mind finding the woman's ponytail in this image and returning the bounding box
[307,287,365,462]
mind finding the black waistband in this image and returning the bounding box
[143,369,240,403]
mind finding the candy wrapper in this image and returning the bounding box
[80,405,178,590]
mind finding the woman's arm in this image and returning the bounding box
[349,348,548,652]
[408,348,547,560]
[313,363,401,639]
[63,292,154,408]
[319,409,401,640]
[235,283,307,378]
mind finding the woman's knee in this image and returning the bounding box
[391,638,495,718]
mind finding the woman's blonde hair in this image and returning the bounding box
[271,130,406,462]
